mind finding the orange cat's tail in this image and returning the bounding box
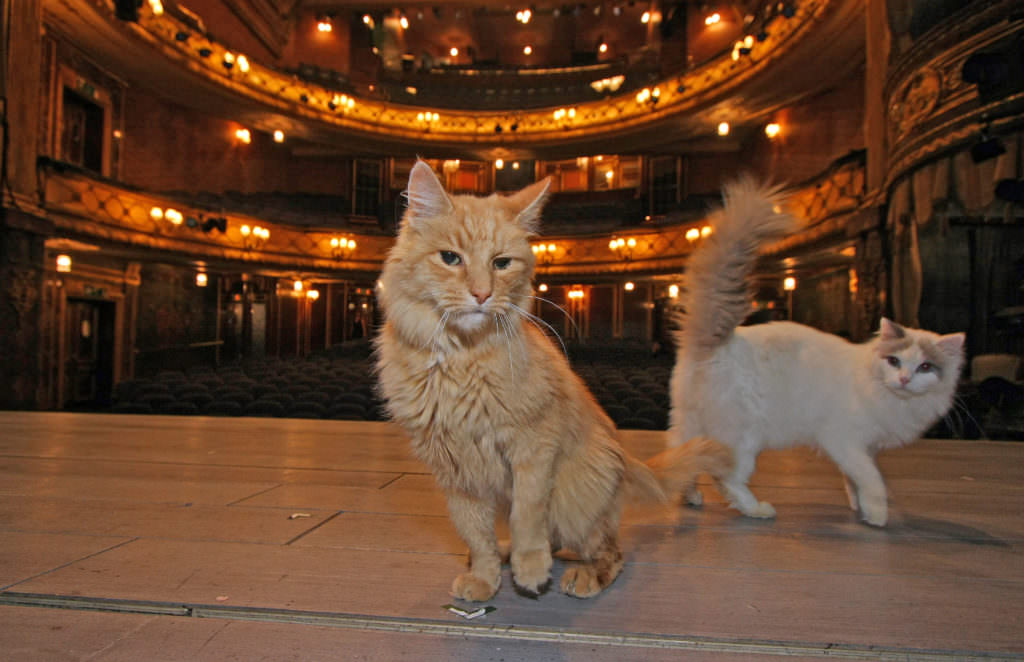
[626,436,733,502]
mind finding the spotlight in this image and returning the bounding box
[995,178,1024,203]
[971,133,1006,163]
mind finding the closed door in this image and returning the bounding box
[64,299,115,407]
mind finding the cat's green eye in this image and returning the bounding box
[886,356,901,368]
[440,250,462,266]
[493,257,512,270]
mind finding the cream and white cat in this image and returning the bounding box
[668,179,965,526]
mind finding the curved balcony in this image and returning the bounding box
[43,0,864,160]
[39,154,866,283]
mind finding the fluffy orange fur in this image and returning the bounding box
[375,161,731,600]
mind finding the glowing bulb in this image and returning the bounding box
[717,122,730,136]
[307,289,320,300]
[704,12,720,25]
[626,237,636,248]
[236,55,249,73]
[294,280,304,292]
[400,16,408,29]
[624,282,635,291]
[547,243,556,253]
[765,122,781,138]
[317,18,332,32]
[512,162,520,170]
[668,284,679,298]
[641,11,650,23]
[240,224,251,237]
[235,128,251,144]
[686,228,700,241]
[273,130,285,143]
[196,272,208,287]
[784,276,796,291]
[450,47,459,57]
[56,254,71,273]
[599,42,608,53]
[523,45,532,55]
[495,158,504,169]
[538,283,548,292]
[164,208,183,225]
[701,225,713,238]
[149,207,164,221]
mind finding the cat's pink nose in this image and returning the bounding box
[899,375,910,386]
[471,289,491,304]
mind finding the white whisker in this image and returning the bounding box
[509,302,568,358]
[524,295,579,336]
[495,313,515,378]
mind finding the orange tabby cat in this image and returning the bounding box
[375,160,730,601]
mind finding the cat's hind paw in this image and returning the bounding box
[451,573,499,602]
[859,496,888,527]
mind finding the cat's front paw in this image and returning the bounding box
[511,548,552,597]
[560,565,604,599]
[451,572,499,602]
[742,501,777,519]
[859,495,888,527]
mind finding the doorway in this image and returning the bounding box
[64,298,116,408]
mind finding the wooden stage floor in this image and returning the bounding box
[1,411,1022,661]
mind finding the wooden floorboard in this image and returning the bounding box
[1,412,1022,660]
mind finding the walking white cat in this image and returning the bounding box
[668,179,965,526]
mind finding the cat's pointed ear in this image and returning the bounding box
[879,317,905,340]
[508,177,551,234]
[936,332,966,356]
[405,160,453,223]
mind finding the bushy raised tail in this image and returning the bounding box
[676,178,796,356]
[626,436,733,502]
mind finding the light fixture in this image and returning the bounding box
[512,161,520,169]
[609,237,637,260]
[241,225,269,249]
[765,122,781,138]
[399,15,409,29]
[532,243,557,266]
[164,208,183,225]
[704,12,721,25]
[235,128,251,144]
[449,47,459,57]
[624,281,635,291]
[149,207,164,221]
[668,284,679,298]
[701,225,713,238]
[317,15,333,32]
[523,45,533,55]
[686,228,700,242]
[717,122,730,136]
[362,14,373,27]
[641,10,651,23]
[516,8,532,23]
[568,288,585,300]
[196,272,208,287]
[495,158,504,169]
[330,236,357,259]
[538,283,548,292]
[783,277,796,291]
[273,130,285,143]
[293,280,304,293]
[306,289,320,301]
[599,42,608,53]
[56,254,72,273]
[236,54,249,73]
[222,52,235,69]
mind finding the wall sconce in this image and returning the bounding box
[635,87,661,108]
[328,94,355,112]
[686,225,713,243]
[330,236,357,259]
[609,236,637,260]
[668,284,679,298]
[293,279,304,294]
[783,276,796,291]
[495,158,504,170]
[240,224,270,249]
[306,289,320,301]
[717,122,730,136]
[783,276,796,320]
[553,107,576,128]
[196,272,208,287]
[538,283,548,293]
[765,122,781,139]
[624,281,635,291]
[417,111,440,131]
[317,15,333,32]
[56,254,72,273]
[568,288,585,301]
[532,242,557,266]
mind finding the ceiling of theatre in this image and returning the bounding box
[42,0,864,160]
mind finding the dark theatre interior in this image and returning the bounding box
[1,0,1023,659]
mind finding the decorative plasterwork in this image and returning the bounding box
[39,158,866,279]
[884,2,1024,186]
[126,0,835,146]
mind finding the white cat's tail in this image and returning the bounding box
[676,178,796,355]
[627,436,733,501]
